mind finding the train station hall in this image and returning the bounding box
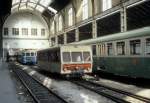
[0,0,150,103]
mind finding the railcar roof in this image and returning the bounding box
[73,27,150,45]
[38,45,91,52]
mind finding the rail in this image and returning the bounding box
[71,79,150,103]
[12,68,68,103]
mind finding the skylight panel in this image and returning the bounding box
[36,5,45,12]
[48,7,57,14]
[11,4,19,10]
[29,0,39,3]
[19,5,27,10]
[39,0,52,7]
[21,0,28,3]
[20,3,26,7]
[28,2,36,8]
[11,4,19,12]
[27,6,34,11]
[12,0,20,5]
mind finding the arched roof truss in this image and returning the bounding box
[11,0,57,14]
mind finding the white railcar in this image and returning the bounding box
[37,45,93,76]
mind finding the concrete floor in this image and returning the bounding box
[0,61,20,103]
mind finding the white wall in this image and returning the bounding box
[3,11,49,39]
[3,11,50,57]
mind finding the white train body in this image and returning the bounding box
[37,45,93,75]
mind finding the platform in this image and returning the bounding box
[0,61,20,103]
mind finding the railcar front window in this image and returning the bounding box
[83,52,91,62]
[26,53,30,56]
[107,43,113,55]
[130,40,141,55]
[146,38,150,55]
[72,52,82,62]
[117,42,125,55]
[31,52,34,56]
[63,52,71,62]
[22,53,25,56]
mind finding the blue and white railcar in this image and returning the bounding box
[18,50,37,65]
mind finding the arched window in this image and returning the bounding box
[68,8,73,26]
[82,0,88,20]
[58,16,63,31]
[51,21,55,34]
[102,0,112,11]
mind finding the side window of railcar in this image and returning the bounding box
[83,52,91,62]
[130,40,141,55]
[72,52,82,62]
[146,38,150,55]
[63,52,71,62]
[116,42,125,55]
[107,43,113,55]
[100,44,106,56]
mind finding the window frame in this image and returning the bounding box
[4,28,9,36]
[145,38,150,55]
[12,28,19,35]
[41,28,45,36]
[107,43,114,56]
[68,8,73,26]
[22,28,28,35]
[31,28,37,36]
[130,39,141,55]
[102,0,112,11]
[82,0,88,20]
[58,16,63,31]
[116,41,125,55]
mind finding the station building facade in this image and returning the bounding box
[3,11,49,58]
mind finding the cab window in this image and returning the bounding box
[83,52,91,62]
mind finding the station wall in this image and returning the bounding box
[3,11,49,58]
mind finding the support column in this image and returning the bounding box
[64,33,67,44]
[120,4,127,32]
[75,28,79,42]
[49,37,52,47]
[0,17,3,59]
[55,36,58,46]
[92,20,97,39]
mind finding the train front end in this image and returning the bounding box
[61,45,93,77]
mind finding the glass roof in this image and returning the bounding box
[11,0,57,14]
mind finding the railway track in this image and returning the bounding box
[12,68,68,103]
[71,79,150,103]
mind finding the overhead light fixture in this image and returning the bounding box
[48,7,57,14]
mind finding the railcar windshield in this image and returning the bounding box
[71,52,82,62]
[31,52,34,56]
[62,52,71,62]
[62,51,91,63]
[22,53,25,56]
[26,53,30,56]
